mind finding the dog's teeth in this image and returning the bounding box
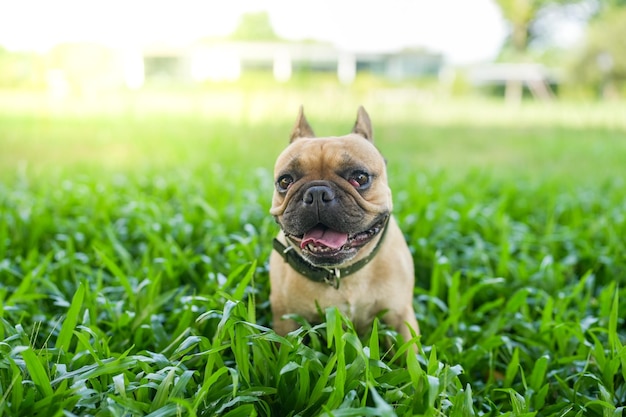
[305,243,335,254]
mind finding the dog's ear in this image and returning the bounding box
[289,106,315,142]
[352,106,373,142]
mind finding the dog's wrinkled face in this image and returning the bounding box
[270,107,392,266]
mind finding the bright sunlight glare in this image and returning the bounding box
[0,0,507,64]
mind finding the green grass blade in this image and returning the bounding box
[55,282,85,353]
[94,246,136,305]
[151,367,177,411]
[608,285,619,352]
[450,384,475,417]
[21,347,53,397]
[504,347,520,388]
[529,355,549,392]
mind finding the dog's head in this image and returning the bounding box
[270,106,392,267]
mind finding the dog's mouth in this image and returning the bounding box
[286,216,387,264]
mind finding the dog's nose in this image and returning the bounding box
[303,185,335,205]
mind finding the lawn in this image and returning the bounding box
[0,89,625,416]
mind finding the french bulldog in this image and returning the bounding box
[269,106,419,343]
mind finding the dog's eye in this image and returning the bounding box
[277,174,294,191]
[349,172,370,188]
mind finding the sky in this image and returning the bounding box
[1,0,509,64]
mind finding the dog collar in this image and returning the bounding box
[272,216,390,289]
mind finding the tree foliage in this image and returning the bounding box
[494,0,586,55]
[230,12,280,42]
[570,6,626,97]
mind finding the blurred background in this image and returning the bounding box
[1,0,624,103]
[1,0,625,182]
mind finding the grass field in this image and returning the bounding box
[1,89,625,416]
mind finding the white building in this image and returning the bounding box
[139,41,443,86]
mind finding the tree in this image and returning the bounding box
[495,0,626,57]
[230,12,280,42]
[495,0,537,54]
[494,0,588,57]
[570,5,626,98]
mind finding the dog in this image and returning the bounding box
[269,106,419,343]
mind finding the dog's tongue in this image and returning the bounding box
[301,226,348,249]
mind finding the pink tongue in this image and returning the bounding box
[301,226,349,249]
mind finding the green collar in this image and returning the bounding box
[272,216,390,289]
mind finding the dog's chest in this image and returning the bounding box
[318,278,381,329]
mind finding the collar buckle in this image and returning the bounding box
[323,268,341,289]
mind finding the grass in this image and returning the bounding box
[0,88,625,416]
